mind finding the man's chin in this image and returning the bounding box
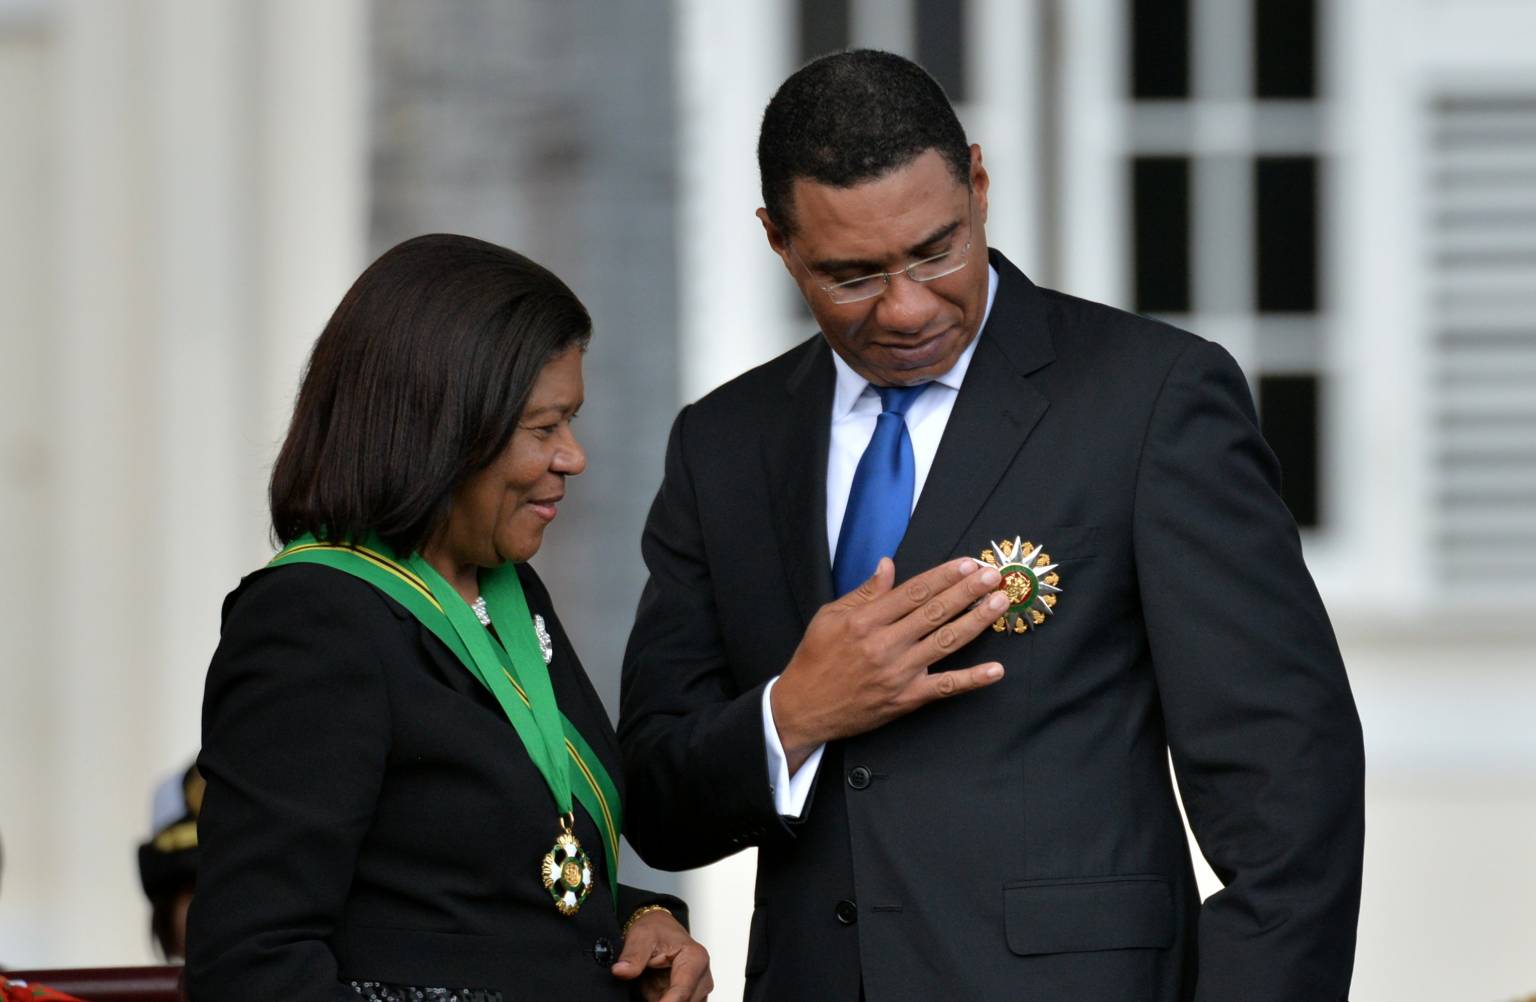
[876,330,969,382]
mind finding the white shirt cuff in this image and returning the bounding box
[761,675,826,819]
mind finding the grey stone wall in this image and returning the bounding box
[369,0,679,718]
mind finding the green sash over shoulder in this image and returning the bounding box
[269,533,623,907]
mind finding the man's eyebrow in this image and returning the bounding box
[809,220,964,275]
[906,220,963,256]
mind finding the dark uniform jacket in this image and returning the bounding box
[188,561,679,1001]
[618,250,1364,1002]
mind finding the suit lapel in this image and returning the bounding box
[764,338,837,627]
[895,252,1057,576]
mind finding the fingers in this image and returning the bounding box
[902,589,1010,675]
[610,929,657,980]
[902,659,1006,711]
[884,558,1003,647]
[836,556,896,608]
[653,944,711,1002]
[859,556,992,628]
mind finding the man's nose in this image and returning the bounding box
[872,272,939,334]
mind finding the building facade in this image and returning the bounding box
[1,1,1533,998]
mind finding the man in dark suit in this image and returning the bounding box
[619,49,1364,1001]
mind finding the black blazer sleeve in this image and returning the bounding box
[618,404,790,870]
[1133,340,1365,1001]
[186,566,391,1002]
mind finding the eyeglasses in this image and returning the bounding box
[789,196,974,305]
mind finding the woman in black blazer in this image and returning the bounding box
[186,235,712,1002]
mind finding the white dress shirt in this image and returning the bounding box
[761,264,1000,817]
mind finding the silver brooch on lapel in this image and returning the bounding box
[534,614,554,665]
[979,536,1062,634]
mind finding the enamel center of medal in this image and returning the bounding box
[1002,569,1034,606]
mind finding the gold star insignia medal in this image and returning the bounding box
[979,536,1062,633]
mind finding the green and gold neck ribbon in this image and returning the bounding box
[268,533,623,910]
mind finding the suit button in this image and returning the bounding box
[847,766,872,790]
[834,899,858,925]
[592,937,615,967]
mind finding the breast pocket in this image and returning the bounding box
[968,525,1098,563]
[966,524,1098,578]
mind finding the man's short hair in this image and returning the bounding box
[758,49,971,235]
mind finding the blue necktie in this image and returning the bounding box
[832,383,931,595]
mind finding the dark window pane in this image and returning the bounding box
[916,0,967,102]
[1254,0,1316,99]
[800,0,850,62]
[1133,157,1191,313]
[1255,156,1318,312]
[1131,0,1190,99]
[1259,373,1321,527]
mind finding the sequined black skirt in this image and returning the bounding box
[346,981,502,1002]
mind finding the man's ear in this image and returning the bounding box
[757,207,793,267]
[969,144,991,225]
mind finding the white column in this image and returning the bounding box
[249,0,369,550]
[674,0,795,403]
[0,9,62,960]
[45,0,165,960]
[1322,0,1425,613]
[1055,0,1127,305]
[139,0,370,800]
[671,2,794,998]
[966,0,1044,276]
[9,0,367,964]
[141,0,259,780]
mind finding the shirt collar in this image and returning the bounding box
[830,262,1000,418]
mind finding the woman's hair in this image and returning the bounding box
[270,233,591,555]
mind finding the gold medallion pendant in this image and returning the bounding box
[541,814,594,916]
[978,536,1062,633]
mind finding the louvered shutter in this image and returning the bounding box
[1430,92,1536,588]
